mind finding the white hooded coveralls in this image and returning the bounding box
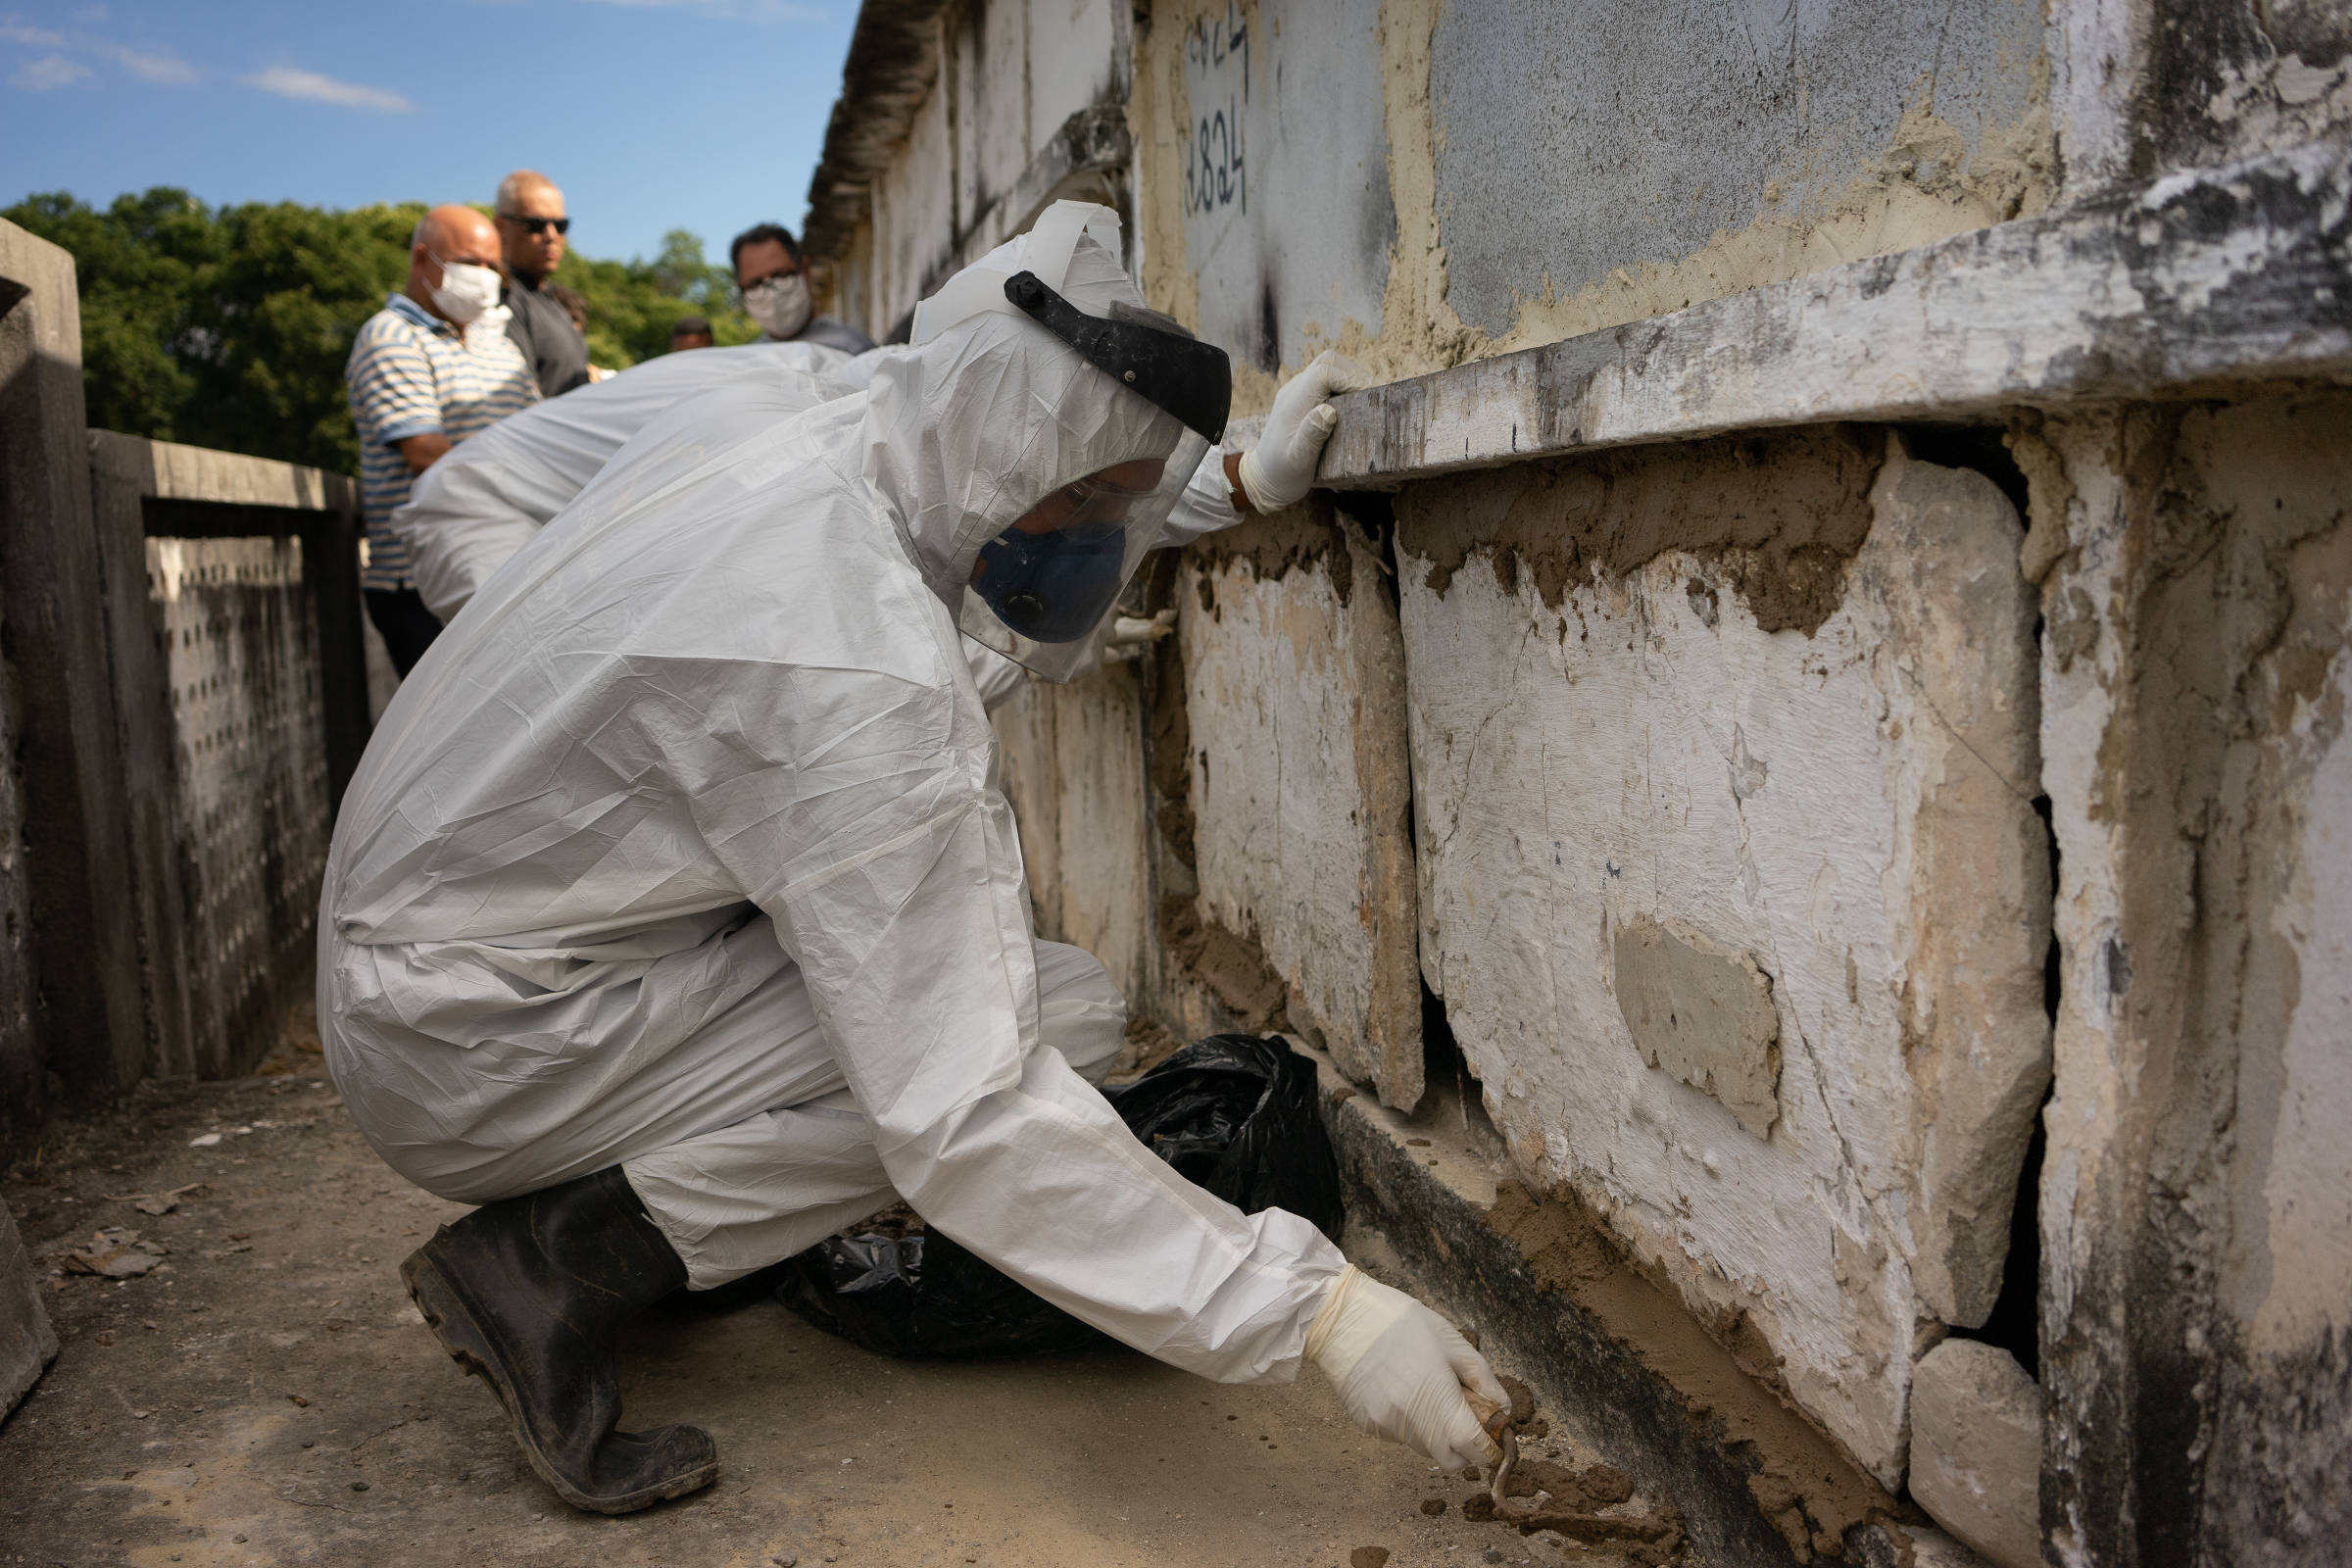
[391,338,1242,709]
[319,220,1348,1386]
[390,340,855,625]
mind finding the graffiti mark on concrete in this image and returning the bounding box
[1183,3,1250,220]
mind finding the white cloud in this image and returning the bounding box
[3,19,197,84]
[101,42,196,82]
[11,51,86,89]
[242,65,412,112]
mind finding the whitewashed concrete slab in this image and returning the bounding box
[1180,505,1424,1107]
[1397,435,2048,1483]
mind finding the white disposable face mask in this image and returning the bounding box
[743,271,811,340]
[429,254,504,325]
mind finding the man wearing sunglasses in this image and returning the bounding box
[496,170,594,398]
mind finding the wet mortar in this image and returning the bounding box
[2,1007,1691,1567]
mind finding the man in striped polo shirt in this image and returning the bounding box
[346,204,539,674]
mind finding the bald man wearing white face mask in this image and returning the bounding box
[345,203,539,674]
[323,203,1501,1515]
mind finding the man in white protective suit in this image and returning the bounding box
[318,202,1506,1516]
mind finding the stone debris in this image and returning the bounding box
[99,1182,208,1217]
[62,1228,168,1279]
[1495,1458,1633,1509]
[1349,1548,1391,1568]
[1461,1451,1684,1565]
[1908,1340,2041,1568]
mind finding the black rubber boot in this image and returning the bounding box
[400,1167,718,1514]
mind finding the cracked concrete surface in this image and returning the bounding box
[1,1013,1669,1568]
[1396,436,2047,1486]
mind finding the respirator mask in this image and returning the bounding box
[955,270,1230,680]
[428,253,504,326]
[743,271,813,340]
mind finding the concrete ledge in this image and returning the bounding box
[1299,1039,1911,1566]
[1318,135,2352,486]
[87,429,358,513]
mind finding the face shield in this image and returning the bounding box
[956,270,1229,681]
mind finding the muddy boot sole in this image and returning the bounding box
[401,1246,718,1515]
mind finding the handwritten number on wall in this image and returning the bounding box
[1181,4,1249,220]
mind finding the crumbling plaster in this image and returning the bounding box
[2053,0,2352,202]
[1177,502,1423,1108]
[1909,1338,2043,1568]
[2035,391,2352,1566]
[1134,0,2056,408]
[1395,431,2048,1486]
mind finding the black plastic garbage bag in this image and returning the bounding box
[774,1032,1342,1357]
[781,1224,1104,1356]
[1107,1032,1345,1237]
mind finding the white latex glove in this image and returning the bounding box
[1304,1264,1506,1468]
[1235,350,1358,514]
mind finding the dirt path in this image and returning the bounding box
[2,1028,1653,1568]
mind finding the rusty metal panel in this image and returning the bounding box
[147,536,330,1077]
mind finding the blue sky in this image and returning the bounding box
[2,0,857,266]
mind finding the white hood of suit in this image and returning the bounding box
[858,215,1189,617]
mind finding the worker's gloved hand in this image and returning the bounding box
[1235,351,1359,514]
[1305,1264,1506,1468]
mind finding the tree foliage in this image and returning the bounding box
[3,188,757,474]
[565,227,760,372]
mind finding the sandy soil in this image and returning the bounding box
[1,1023,1661,1568]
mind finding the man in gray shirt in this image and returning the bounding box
[497,170,593,397]
[729,221,875,356]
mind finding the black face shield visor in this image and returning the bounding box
[1002,271,1233,443]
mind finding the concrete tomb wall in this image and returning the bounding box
[795,0,2352,1556]
[146,535,334,1079]
[0,224,368,1152]
[993,662,1155,1008]
[809,0,1131,339]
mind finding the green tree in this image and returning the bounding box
[182,200,422,472]
[7,188,219,443]
[563,227,759,368]
[4,188,759,475]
